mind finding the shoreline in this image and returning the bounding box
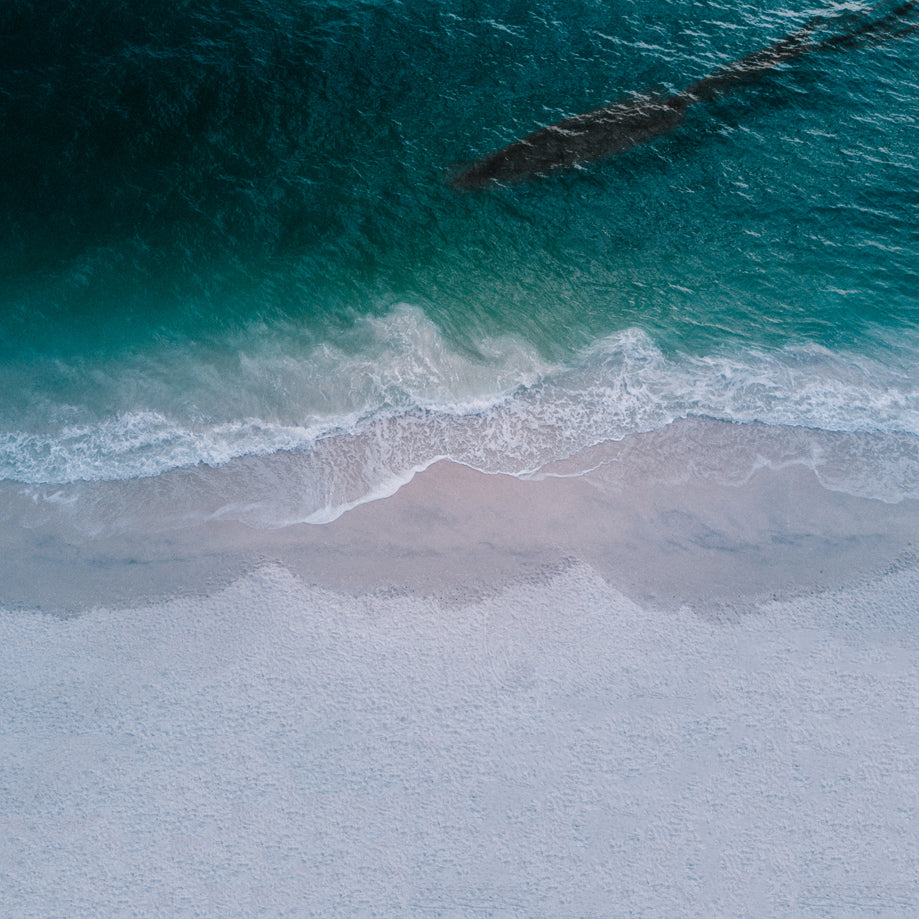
[3,418,918,614]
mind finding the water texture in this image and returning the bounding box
[2,0,918,523]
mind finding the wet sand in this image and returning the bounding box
[1,418,917,614]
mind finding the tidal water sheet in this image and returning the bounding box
[452,0,919,188]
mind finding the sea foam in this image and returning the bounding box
[2,304,918,526]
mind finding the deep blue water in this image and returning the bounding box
[1,0,918,524]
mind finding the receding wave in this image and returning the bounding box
[2,304,918,526]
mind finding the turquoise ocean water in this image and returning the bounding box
[1,0,918,528]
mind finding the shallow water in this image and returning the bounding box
[2,0,918,525]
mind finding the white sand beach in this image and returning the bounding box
[2,419,919,916]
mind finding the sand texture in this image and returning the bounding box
[2,421,919,916]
